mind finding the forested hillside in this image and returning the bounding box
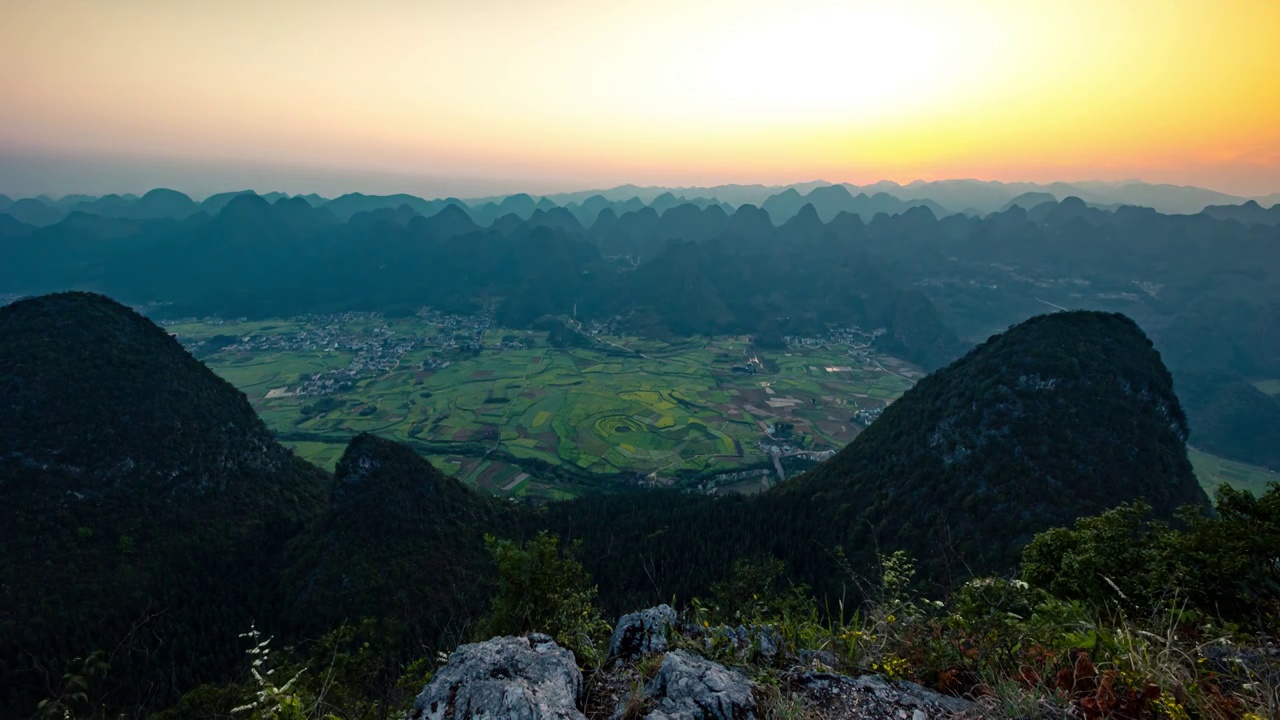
[0,293,331,714]
[278,433,515,651]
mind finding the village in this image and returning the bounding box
[169,310,495,397]
[781,323,887,362]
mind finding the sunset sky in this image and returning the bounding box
[2,0,1279,198]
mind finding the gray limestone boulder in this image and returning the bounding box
[640,650,757,720]
[792,672,979,719]
[407,634,585,720]
[610,604,678,659]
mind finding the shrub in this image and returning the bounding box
[475,532,612,667]
[1021,485,1280,630]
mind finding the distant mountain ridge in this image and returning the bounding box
[1201,199,1280,226]
[761,185,948,223]
[4,178,1274,228]
[501,179,1263,215]
[0,191,965,369]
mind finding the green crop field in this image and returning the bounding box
[1190,447,1277,498]
[167,314,917,496]
[1252,378,1280,396]
[168,314,1274,501]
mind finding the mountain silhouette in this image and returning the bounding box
[1000,191,1058,211]
[131,188,198,219]
[1202,199,1280,226]
[279,433,508,647]
[0,292,329,714]
[780,310,1208,579]
[762,185,948,223]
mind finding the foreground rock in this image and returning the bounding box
[403,626,978,720]
[610,605,678,659]
[634,650,757,720]
[690,624,782,664]
[790,672,979,719]
[408,634,585,720]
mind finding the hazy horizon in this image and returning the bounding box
[2,149,1277,204]
[4,0,1279,199]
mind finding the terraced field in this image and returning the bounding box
[1189,447,1278,498]
[167,315,918,497]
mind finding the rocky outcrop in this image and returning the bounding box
[407,634,584,720]
[691,624,781,664]
[790,672,979,719]
[402,627,979,720]
[635,650,757,720]
[610,605,677,659]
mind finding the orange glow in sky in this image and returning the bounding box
[1,0,1278,196]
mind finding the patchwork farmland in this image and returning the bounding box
[166,312,1270,500]
[167,312,918,497]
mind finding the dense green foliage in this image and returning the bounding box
[112,486,1280,719]
[278,434,514,652]
[1022,485,1280,627]
[0,293,331,716]
[151,620,433,720]
[0,292,303,489]
[781,311,1208,581]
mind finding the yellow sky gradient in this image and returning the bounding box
[2,0,1278,195]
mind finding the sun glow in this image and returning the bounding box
[674,5,988,124]
[1,0,1278,195]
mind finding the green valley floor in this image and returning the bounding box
[165,312,1273,499]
